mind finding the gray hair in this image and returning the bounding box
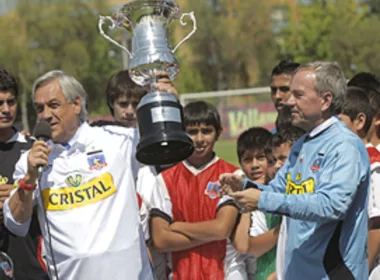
[32,70,88,122]
[295,61,347,114]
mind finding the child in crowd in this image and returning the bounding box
[338,82,380,278]
[232,127,280,280]
[150,101,247,280]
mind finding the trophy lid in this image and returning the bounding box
[119,0,180,26]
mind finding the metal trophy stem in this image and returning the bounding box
[98,0,197,165]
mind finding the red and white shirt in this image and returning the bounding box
[367,144,380,279]
[367,144,380,219]
[151,156,247,280]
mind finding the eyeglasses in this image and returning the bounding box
[270,86,290,94]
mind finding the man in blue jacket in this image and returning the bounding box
[219,61,370,280]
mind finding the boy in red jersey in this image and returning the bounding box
[150,101,246,280]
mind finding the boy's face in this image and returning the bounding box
[338,114,356,134]
[186,123,220,165]
[240,149,268,184]
[272,143,292,174]
[0,91,17,130]
[113,95,140,128]
[338,113,365,137]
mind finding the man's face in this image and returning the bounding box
[34,79,81,143]
[272,143,291,174]
[271,74,292,111]
[113,96,139,128]
[0,92,17,130]
[240,149,268,184]
[186,123,219,165]
[287,70,325,131]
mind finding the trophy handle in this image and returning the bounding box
[98,15,133,58]
[172,12,197,53]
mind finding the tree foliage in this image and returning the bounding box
[3,0,380,125]
[280,0,380,78]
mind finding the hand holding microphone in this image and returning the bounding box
[25,121,52,186]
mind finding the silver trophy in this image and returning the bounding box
[98,0,196,165]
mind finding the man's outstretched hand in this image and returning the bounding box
[230,189,262,213]
[218,173,262,212]
[218,173,245,196]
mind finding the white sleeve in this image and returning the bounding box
[130,128,142,182]
[217,168,243,211]
[217,194,236,210]
[102,126,141,182]
[249,210,268,237]
[368,165,380,219]
[138,196,150,241]
[136,166,158,210]
[150,174,173,223]
[4,152,34,236]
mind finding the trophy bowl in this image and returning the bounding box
[99,0,197,165]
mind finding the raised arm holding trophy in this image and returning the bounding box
[98,0,196,165]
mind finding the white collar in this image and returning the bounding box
[6,131,27,144]
[309,116,339,138]
[49,122,90,150]
[366,142,374,148]
[183,155,219,176]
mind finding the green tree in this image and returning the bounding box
[330,2,380,77]
[280,0,336,63]
[173,0,280,92]
[279,0,380,79]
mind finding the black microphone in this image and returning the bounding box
[33,120,52,178]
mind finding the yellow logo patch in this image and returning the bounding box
[42,173,116,211]
[286,173,315,195]
[0,176,8,185]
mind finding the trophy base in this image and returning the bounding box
[136,132,194,165]
[136,91,194,165]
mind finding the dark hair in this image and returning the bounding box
[183,101,222,133]
[237,127,272,162]
[0,67,18,98]
[269,126,305,148]
[106,70,147,116]
[271,60,300,77]
[275,105,293,131]
[348,72,380,113]
[90,119,125,127]
[341,86,374,133]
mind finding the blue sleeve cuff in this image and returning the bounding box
[258,191,287,214]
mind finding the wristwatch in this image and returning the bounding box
[18,179,36,191]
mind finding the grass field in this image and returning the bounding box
[214,139,239,167]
